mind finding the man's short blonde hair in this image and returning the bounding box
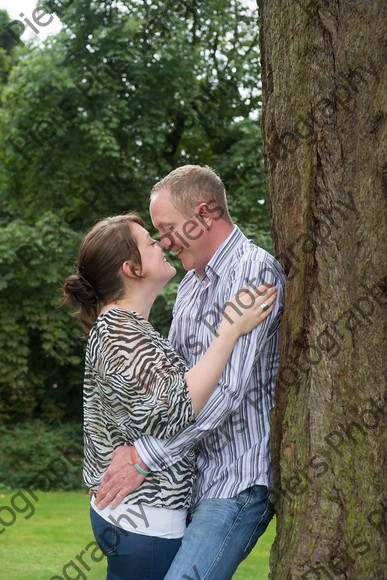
[151,165,232,221]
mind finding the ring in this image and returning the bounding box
[260,302,269,311]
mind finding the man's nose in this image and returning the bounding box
[160,235,173,249]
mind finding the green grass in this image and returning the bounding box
[0,491,275,579]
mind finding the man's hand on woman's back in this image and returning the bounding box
[94,445,147,509]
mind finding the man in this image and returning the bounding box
[95,165,286,579]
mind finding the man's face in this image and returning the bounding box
[149,188,208,274]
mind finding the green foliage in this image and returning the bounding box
[0,0,271,422]
[0,420,83,491]
[0,10,20,55]
[0,10,21,86]
[149,279,180,338]
[0,212,85,422]
[1,0,267,233]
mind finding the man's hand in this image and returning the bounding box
[94,445,147,510]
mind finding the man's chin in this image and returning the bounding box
[177,250,190,269]
[179,257,191,271]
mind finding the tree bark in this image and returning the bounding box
[257,0,386,578]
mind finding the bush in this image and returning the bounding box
[0,214,86,424]
[0,420,84,492]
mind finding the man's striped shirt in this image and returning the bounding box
[136,226,286,505]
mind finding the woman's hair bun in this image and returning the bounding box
[62,273,97,308]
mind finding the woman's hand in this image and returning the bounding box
[220,284,277,338]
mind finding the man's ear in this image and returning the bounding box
[195,202,213,229]
[122,261,141,278]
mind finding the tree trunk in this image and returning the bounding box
[257,0,386,578]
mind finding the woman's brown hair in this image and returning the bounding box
[62,212,144,333]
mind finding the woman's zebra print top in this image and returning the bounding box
[83,307,196,509]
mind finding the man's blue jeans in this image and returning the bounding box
[164,484,274,580]
[90,507,182,579]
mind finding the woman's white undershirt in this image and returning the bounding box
[90,495,187,539]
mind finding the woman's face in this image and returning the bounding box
[131,222,176,284]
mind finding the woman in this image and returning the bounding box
[63,212,277,580]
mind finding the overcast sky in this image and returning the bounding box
[1,0,258,44]
[0,0,62,41]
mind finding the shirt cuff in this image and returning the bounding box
[134,438,169,472]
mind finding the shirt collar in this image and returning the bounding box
[202,225,245,281]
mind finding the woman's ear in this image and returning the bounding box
[122,261,141,278]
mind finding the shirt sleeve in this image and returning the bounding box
[97,314,195,441]
[135,257,285,471]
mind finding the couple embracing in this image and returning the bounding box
[63,165,286,579]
